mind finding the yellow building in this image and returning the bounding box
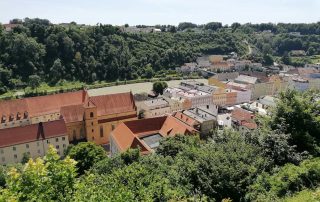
[0,119,69,165]
[0,90,138,147]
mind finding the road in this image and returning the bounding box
[88,79,208,96]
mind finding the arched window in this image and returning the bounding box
[90,112,94,118]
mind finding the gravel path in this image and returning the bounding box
[88,79,208,96]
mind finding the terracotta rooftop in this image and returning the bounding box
[173,111,200,126]
[0,90,88,120]
[60,104,85,123]
[0,119,67,148]
[89,92,136,116]
[231,107,254,122]
[242,121,258,130]
[111,116,198,153]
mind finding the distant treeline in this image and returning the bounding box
[0,18,246,93]
[1,18,320,93]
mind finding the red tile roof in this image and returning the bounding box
[173,111,199,126]
[242,121,258,130]
[26,90,87,117]
[0,119,67,148]
[232,107,254,122]
[111,116,198,153]
[89,92,136,116]
[160,116,198,136]
[0,90,88,119]
[60,104,85,123]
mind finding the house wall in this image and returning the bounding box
[190,95,213,108]
[0,118,30,129]
[200,120,217,134]
[226,92,237,106]
[236,90,252,104]
[0,135,69,165]
[96,110,137,145]
[30,112,61,124]
[212,89,227,106]
[252,82,274,99]
[144,106,172,118]
[109,134,120,156]
[65,121,86,142]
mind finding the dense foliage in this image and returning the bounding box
[0,18,247,94]
[152,81,168,95]
[2,19,320,94]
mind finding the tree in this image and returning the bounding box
[204,22,222,31]
[178,22,197,31]
[50,58,64,84]
[157,135,201,157]
[0,146,77,201]
[270,90,320,155]
[144,64,154,79]
[152,81,168,95]
[66,142,107,174]
[0,166,5,188]
[176,130,269,201]
[21,152,31,164]
[281,52,292,65]
[263,54,274,66]
[247,158,320,201]
[28,74,41,89]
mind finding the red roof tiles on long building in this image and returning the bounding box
[0,90,87,119]
[89,92,136,116]
[0,119,67,148]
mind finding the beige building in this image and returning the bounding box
[0,90,138,147]
[136,97,183,118]
[0,119,69,165]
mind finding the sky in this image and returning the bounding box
[0,0,319,26]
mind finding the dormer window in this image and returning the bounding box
[16,112,21,120]
[9,114,14,122]
[1,115,6,123]
[24,111,28,119]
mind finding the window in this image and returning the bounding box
[90,112,94,118]
[92,137,95,141]
[56,145,59,149]
[1,157,5,162]
[26,144,29,149]
[13,147,16,151]
[38,150,41,154]
[47,140,50,144]
[91,122,93,126]
[111,124,115,130]
[63,144,66,148]
[62,137,65,141]
[92,129,94,133]
[14,154,17,159]
[100,126,104,137]
[0,149,3,154]
[73,130,77,140]
[56,138,59,142]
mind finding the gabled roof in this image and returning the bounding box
[111,116,198,153]
[173,111,200,126]
[60,104,85,123]
[0,119,67,148]
[89,92,136,116]
[159,116,198,137]
[231,107,254,122]
[0,90,88,119]
[235,75,258,84]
